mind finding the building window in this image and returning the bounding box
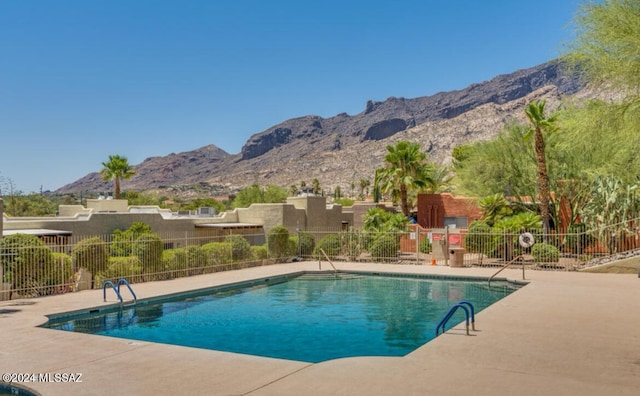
[444,217,468,228]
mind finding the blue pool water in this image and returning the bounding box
[45,273,520,362]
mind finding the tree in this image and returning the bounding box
[312,178,321,195]
[479,193,512,227]
[524,100,558,239]
[375,141,435,216]
[567,0,640,93]
[358,179,371,199]
[100,155,136,199]
[264,185,287,203]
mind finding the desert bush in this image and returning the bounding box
[132,233,163,270]
[251,245,268,260]
[110,222,152,257]
[291,232,315,257]
[71,236,109,278]
[267,226,291,262]
[224,235,252,261]
[202,242,233,269]
[314,234,341,259]
[531,242,560,263]
[419,237,432,254]
[0,234,60,296]
[95,256,142,285]
[370,234,400,262]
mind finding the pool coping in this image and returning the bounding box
[2,261,640,395]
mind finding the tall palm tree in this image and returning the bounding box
[100,155,136,199]
[524,100,558,240]
[375,141,435,216]
[358,178,371,199]
[312,178,321,195]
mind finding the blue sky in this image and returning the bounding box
[0,0,580,194]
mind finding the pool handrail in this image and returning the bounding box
[102,280,123,303]
[318,248,338,277]
[435,301,475,337]
[116,278,137,302]
[488,254,525,286]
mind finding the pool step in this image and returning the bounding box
[297,272,362,281]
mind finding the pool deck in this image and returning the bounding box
[2,261,640,396]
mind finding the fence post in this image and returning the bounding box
[416,227,420,265]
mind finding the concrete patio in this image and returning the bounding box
[1,261,639,395]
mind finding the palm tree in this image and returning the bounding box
[100,155,136,199]
[479,193,512,227]
[358,178,371,199]
[375,141,435,216]
[312,178,321,195]
[524,100,558,240]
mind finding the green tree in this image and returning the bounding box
[111,222,152,257]
[358,178,371,199]
[362,207,408,233]
[479,193,512,227]
[567,0,640,93]
[312,178,321,195]
[264,185,287,203]
[121,191,161,206]
[374,141,435,216]
[2,193,56,217]
[180,197,226,213]
[525,100,558,239]
[233,184,287,208]
[100,155,136,199]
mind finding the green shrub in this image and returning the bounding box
[251,245,268,260]
[419,237,432,254]
[267,226,291,262]
[95,256,142,285]
[132,233,163,270]
[314,234,341,259]
[163,245,210,276]
[370,234,400,262]
[291,232,315,257]
[340,231,363,260]
[464,221,498,259]
[202,242,233,268]
[224,235,252,261]
[72,237,109,277]
[46,252,74,294]
[531,243,560,263]
[0,234,69,296]
[110,222,152,257]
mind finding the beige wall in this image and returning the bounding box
[3,196,354,240]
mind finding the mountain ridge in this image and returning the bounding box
[55,59,587,196]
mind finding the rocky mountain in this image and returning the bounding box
[56,59,587,196]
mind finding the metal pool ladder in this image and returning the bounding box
[435,300,476,337]
[102,278,137,303]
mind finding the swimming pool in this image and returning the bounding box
[44,272,521,363]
